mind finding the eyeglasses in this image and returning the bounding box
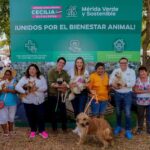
[120,62,128,64]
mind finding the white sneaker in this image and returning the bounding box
[72,127,81,137]
[72,127,78,134]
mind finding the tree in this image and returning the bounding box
[142,0,150,70]
[0,0,10,44]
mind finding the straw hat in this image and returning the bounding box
[0,67,17,79]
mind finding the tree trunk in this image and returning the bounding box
[142,0,150,70]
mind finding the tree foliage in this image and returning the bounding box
[0,0,9,44]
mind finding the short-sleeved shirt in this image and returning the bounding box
[88,72,109,101]
[135,77,150,106]
[0,79,18,106]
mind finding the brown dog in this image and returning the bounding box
[76,113,113,149]
[19,80,37,100]
[112,72,125,88]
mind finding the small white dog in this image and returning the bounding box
[68,75,89,101]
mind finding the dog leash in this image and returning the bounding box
[61,90,69,103]
[84,92,98,114]
[55,91,60,112]
[84,95,94,114]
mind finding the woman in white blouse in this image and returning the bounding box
[15,64,48,139]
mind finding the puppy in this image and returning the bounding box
[68,75,89,101]
[55,78,70,103]
[113,72,125,88]
[76,113,113,149]
[24,80,37,93]
[19,80,37,100]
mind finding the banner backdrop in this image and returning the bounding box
[10,0,142,62]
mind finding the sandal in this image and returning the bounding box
[9,131,16,135]
[3,133,9,137]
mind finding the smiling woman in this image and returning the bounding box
[134,66,150,134]
[0,69,18,136]
[15,64,48,139]
[87,62,109,118]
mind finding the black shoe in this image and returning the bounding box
[136,129,143,135]
[147,129,150,134]
[52,129,58,134]
[62,129,68,133]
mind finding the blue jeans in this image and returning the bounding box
[114,91,132,130]
[91,100,108,116]
[71,91,88,117]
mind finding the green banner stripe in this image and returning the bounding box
[97,51,140,62]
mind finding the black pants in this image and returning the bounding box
[49,96,67,131]
[24,103,45,133]
[137,105,150,132]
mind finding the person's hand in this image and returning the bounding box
[1,83,6,89]
[2,88,9,93]
[57,84,68,93]
[88,90,96,97]
[51,83,59,88]
[58,87,68,93]
[69,82,76,88]
[111,83,122,90]
[90,90,96,95]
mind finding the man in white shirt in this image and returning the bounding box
[109,57,136,140]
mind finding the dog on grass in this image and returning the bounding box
[76,113,113,149]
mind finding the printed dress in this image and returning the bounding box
[135,77,150,106]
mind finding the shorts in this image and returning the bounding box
[0,105,17,124]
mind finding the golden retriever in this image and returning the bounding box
[76,113,113,149]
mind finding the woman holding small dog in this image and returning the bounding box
[87,62,109,117]
[68,57,89,118]
[0,69,18,137]
[15,64,48,139]
[134,66,150,134]
[68,57,89,133]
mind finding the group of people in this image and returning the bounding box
[0,56,149,141]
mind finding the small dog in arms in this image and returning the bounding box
[112,72,125,88]
[76,113,113,149]
[20,80,37,100]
